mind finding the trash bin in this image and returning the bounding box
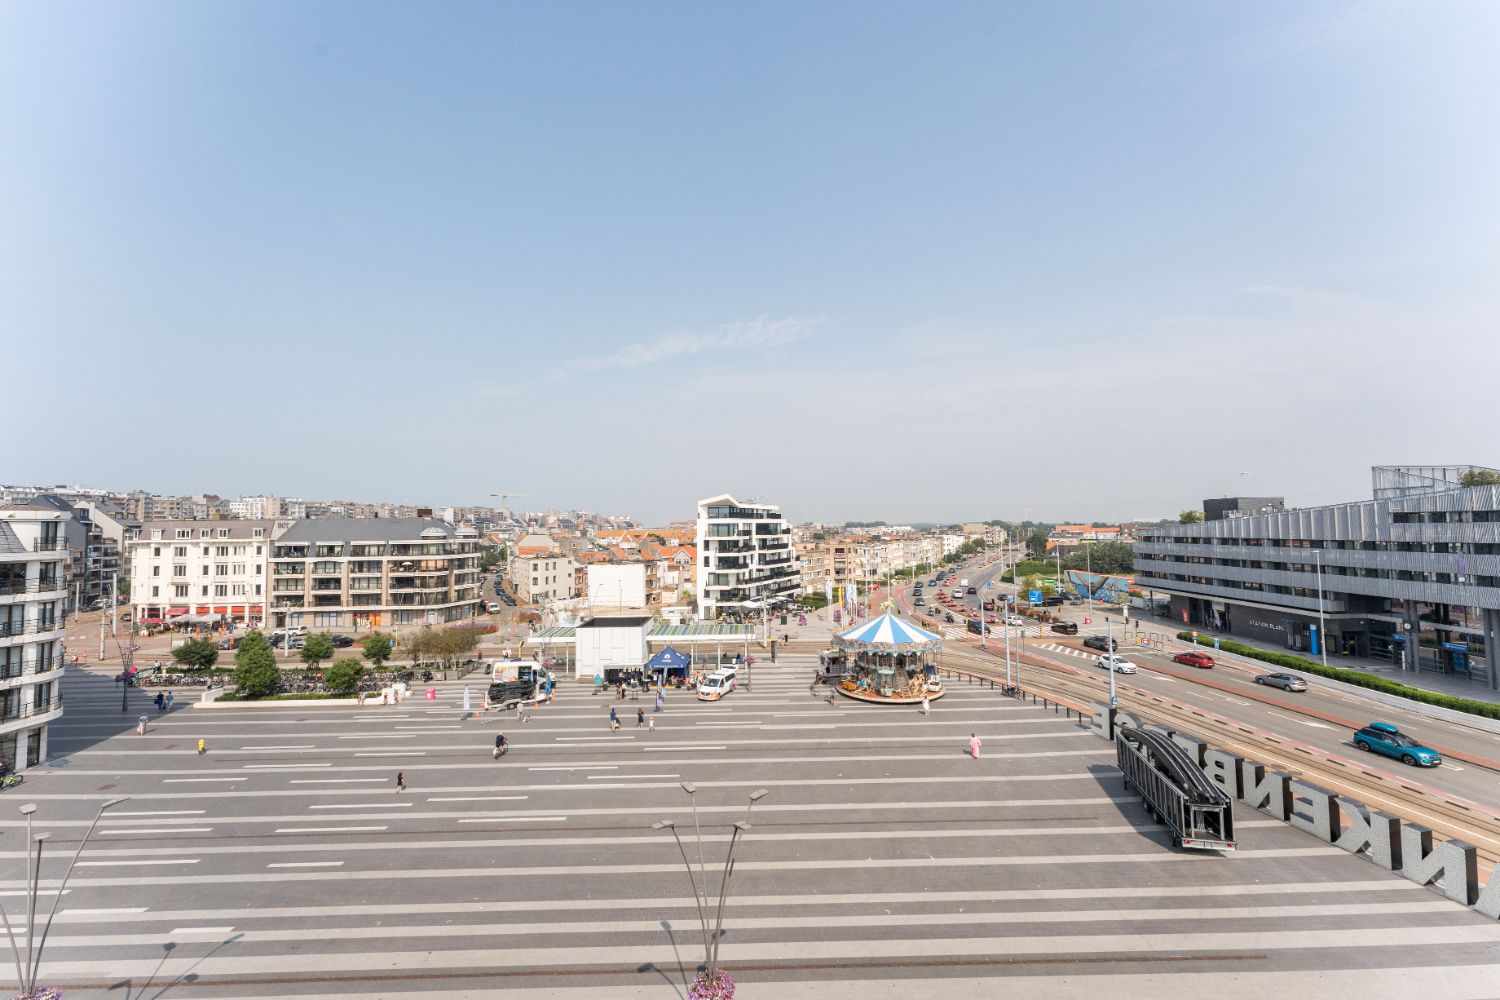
[780,615,788,625]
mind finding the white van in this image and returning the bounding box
[697,667,738,701]
[959,578,969,588]
[951,588,964,600]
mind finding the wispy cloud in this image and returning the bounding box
[549,316,818,378]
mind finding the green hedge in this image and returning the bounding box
[1176,631,1500,721]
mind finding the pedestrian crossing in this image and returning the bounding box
[6,657,1495,998]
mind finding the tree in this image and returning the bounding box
[1025,528,1050,557]
[1061,541,1135,575]
[300,632,336,669]
[1041,582,1056,600]
[171,638,219,671]
[479,549,504,572]
[324,657,365,695]
[1178,509,1204,523]
[1023,574,1042,595]
[1460,469,1500,487]
[361,631,394,668]
[233,639,280,698]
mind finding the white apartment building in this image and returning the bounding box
[512,552,575,606]
[0,505,68,771]
[129,520,281,628]
[695,494,798,619]
[584,562,648,610]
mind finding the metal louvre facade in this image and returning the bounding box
[1135,470,1500,689]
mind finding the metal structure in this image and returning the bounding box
[652,784,768,981]
[1116,726,1235,852]
[0,797,129,996]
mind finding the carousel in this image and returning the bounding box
[830,612,945,705]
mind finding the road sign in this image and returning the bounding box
[1213,637,1220,651]
[1028,589,1042,604]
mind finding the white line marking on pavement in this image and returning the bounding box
[267,862,344,868]
[1221,696,1252,706]
[457,817,565,823]
[109,811,205,817]
[337,735,417,740]
[289,778,388,784]
[164,778,246,783]
[528,765,617,771]
[354,752,427,757]
[396,726,461,730]
[77,859,200,866]
[588,773,678,779]
[62,908,146,915]
[273,826,388,833]
[244,763,332,769]
[169,926,234,934]
[100,828,211,836]
[240,745,316,750]
[646,745,725,751]
[1269,711,1334,730]
[555,736,632,741]
[426,796,529,802]
[309,803,413,809]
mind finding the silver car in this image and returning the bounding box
[1255,672,1307,692]
[1097,654,1137,674]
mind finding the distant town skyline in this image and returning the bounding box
[5,3,1497,525]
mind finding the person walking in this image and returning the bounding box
[197,738,206,754]
[395,771,406,793]
[463,685,472,714]
[920,695,930,716]
[636,707,645,728]
[968,733,982,759]
[647,715,655,733]
[654,690,665,713]
[608,706,620,732]
[154,692,165,712]
[166,691,175,710]
[136,715,148,735]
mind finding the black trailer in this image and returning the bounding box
[486,679,538,710]
[1116,726,1236,852]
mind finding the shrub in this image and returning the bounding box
[324,658,365,695]
[172,638,219,670]
[233,642,281,699]
[1176,631,1500,720]
[300,632,336,669]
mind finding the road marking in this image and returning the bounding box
[108,810,205,817]
[309,803,413,809]
[77,859,200,866]
[528,766,617,771]
[588,773,679,779]
[426,796,529,802]
[63,908,146,915]
[273,826,389,833]
[555,736,632,742]
[1269,711,1334,730]
[354,751,427,757]
[396,725,460,730]
[267,862,344,869]
[646,745,725,751]
[457,816,566,824]
[164,778,246,783]
[100,828,212,835]
[338,735,418,740]
[244,763,332,769]
[289,778,388,784]
[169,925,235,934]
[240,745,316,750]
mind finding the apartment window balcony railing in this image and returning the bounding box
[0,580,65,597]
[0,696,64,724]
[0,620,62,638]
[29,538,68,553]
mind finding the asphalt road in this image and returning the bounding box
[7,659,1500,997]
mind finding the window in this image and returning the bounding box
[199,529,209,539]
[216,546,229,557]
[215,564,228,576]
[217,528,229,538]
[174,546,187,558]
[151,530,163,541]
[232,564,245,575]
[152,546,161,557]
[201,586,208,597]
[312,611,342,628]
[152,566,160,577]
[253,528,264,538]
[175,529,190,539]
[254,563,261,575]
[214,585,228,597]
[173,585,188,598]
[173,566,186,577]
[201,565,210,576]
[255,545,263,556]
[151,586,158,597]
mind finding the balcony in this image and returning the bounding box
[0,696,64,727]
[0,579,65,598]
[0,619,62,639]
[29,538,67,553]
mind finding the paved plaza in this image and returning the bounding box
[4,657,1500,998]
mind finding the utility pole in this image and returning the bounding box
[110,571,117,637]
[1314,549,1329,670]
[1106,613,1117,709]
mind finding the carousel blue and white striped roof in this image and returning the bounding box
[834,612,942,653]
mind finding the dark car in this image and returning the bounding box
[1254,672,1307,692]
[966,618,984,635]
[1049,621,1079,635]
[330,635,355,648]
[1082,634,1116,652]
[966,586,977,595]
[1172,651,1215,669]
[1353,722,1441,767]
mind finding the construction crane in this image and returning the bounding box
[490,492,528,520]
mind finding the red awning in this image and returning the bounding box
[212,606,229,614]
[166,608,189,617]
[141,617,164,624]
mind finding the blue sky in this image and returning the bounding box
[4,2,1497,525]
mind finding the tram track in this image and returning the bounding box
[938,640,1500,871]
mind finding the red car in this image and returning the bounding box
[1173,651,1215,669]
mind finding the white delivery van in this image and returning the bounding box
[696,667,738,701]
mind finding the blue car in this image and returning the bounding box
[1353,722,1442,767]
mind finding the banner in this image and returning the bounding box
[825,579,833,608]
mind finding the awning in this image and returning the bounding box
[166,608,189,617]
[646,646,692,671]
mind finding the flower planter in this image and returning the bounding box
[689,969,735,1000]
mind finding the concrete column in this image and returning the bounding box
[1485,609,1500,691]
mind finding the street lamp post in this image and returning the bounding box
[0,797,128,996]
[1106,613,1117,709]
[654,786,768,992]
[1314,549,1329,671]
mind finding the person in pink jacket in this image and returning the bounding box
[969,733,982,759]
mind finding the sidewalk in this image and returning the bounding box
[1128,610,1500,708]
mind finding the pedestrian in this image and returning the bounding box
[395,771,405,793]
[654,690,665,713]
[154,692,165,712]
[609,706,620,732]
[920,695,930,715]
[136,715,148,735]
[197,738,205,754]
[969,733,982,759]
[636,707,645,728]
[166,691,175,710]
[357,690,366,706]
[463,685,472,714]
[647,715,655,733]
